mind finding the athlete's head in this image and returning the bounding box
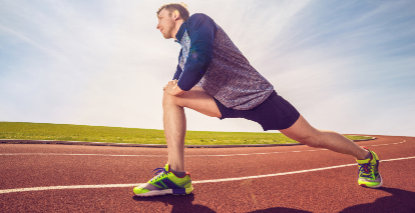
[156,3,189,39]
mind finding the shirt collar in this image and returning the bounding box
[174,22,186,43]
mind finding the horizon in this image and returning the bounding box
[0,121,410,137]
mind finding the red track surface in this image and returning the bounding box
[1,135,414,212]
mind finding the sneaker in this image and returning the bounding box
[133,164,193,197]
[356,148,383,188]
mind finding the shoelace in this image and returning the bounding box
[358,163,372,177]
[150,167,168,181]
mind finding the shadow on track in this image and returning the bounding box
[340,187,415,213]
[248,208,311,213]
[132,194,215,213]
[133,194,312,212]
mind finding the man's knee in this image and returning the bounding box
[163,91,190,109]
[163,92,180,108]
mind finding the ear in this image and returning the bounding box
[172,10,180,20]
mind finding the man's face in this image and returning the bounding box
[157,9,176,39]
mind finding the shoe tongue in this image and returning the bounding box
[356,158,370,164]
[164,164,170,172]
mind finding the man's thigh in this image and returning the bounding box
[165,86,222,118]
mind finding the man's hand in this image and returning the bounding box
[163,80,185,96]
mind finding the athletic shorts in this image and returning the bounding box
[214,91,300,131]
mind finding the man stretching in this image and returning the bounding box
[133,3,382,197]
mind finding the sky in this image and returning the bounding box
[1,0,414,136]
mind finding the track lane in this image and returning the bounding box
[1,135,414,212]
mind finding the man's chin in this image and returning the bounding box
[163,34,172,39]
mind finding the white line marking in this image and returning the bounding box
[380,156,415,162]
[1,155,414,195]
[192,163,358,184]
[0,153,164,157]
[0,184,138,194]
[0,140,408,158]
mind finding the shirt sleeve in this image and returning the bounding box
[177,14,216,91]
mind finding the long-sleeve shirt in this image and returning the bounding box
[174,13,274,110]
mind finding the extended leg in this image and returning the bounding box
[280,115,382,188]
[280,115,369,160]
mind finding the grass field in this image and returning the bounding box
[0,122,372,145]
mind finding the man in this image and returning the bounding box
[133,3,382,197]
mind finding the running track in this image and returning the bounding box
[1,135,414,212]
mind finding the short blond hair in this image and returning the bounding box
[157,3,189,21]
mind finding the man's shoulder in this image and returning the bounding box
[183,13,217,34]
[189,13,211,20]
[187,13,215,24]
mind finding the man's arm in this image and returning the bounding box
[176,13,216,91]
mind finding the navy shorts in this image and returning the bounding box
[214,91,300,131]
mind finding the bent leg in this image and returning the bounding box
[280,115,369,160]
[163,86,221,172]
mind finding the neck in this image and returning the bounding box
[173,19,185,40]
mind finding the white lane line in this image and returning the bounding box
[0,140,408,158]
[368,140,406,147]
[195,155,415,184]
[1,155,414,195]
[0,153,164,157]
[380,156,415,162]
[0,184,137,194]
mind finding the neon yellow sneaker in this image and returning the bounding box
[356,148,382,188]
[133,164,193,197]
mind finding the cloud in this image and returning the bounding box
[0,0,414,136]
[261,0,415,135]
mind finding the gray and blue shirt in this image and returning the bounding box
[174,13,274,110]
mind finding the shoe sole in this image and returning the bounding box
[359,177,383,188]
[134,186,194,197]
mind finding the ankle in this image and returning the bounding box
[357,150,371,160]
[170,169,186,178]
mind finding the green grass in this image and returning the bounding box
[0,122,372,145]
